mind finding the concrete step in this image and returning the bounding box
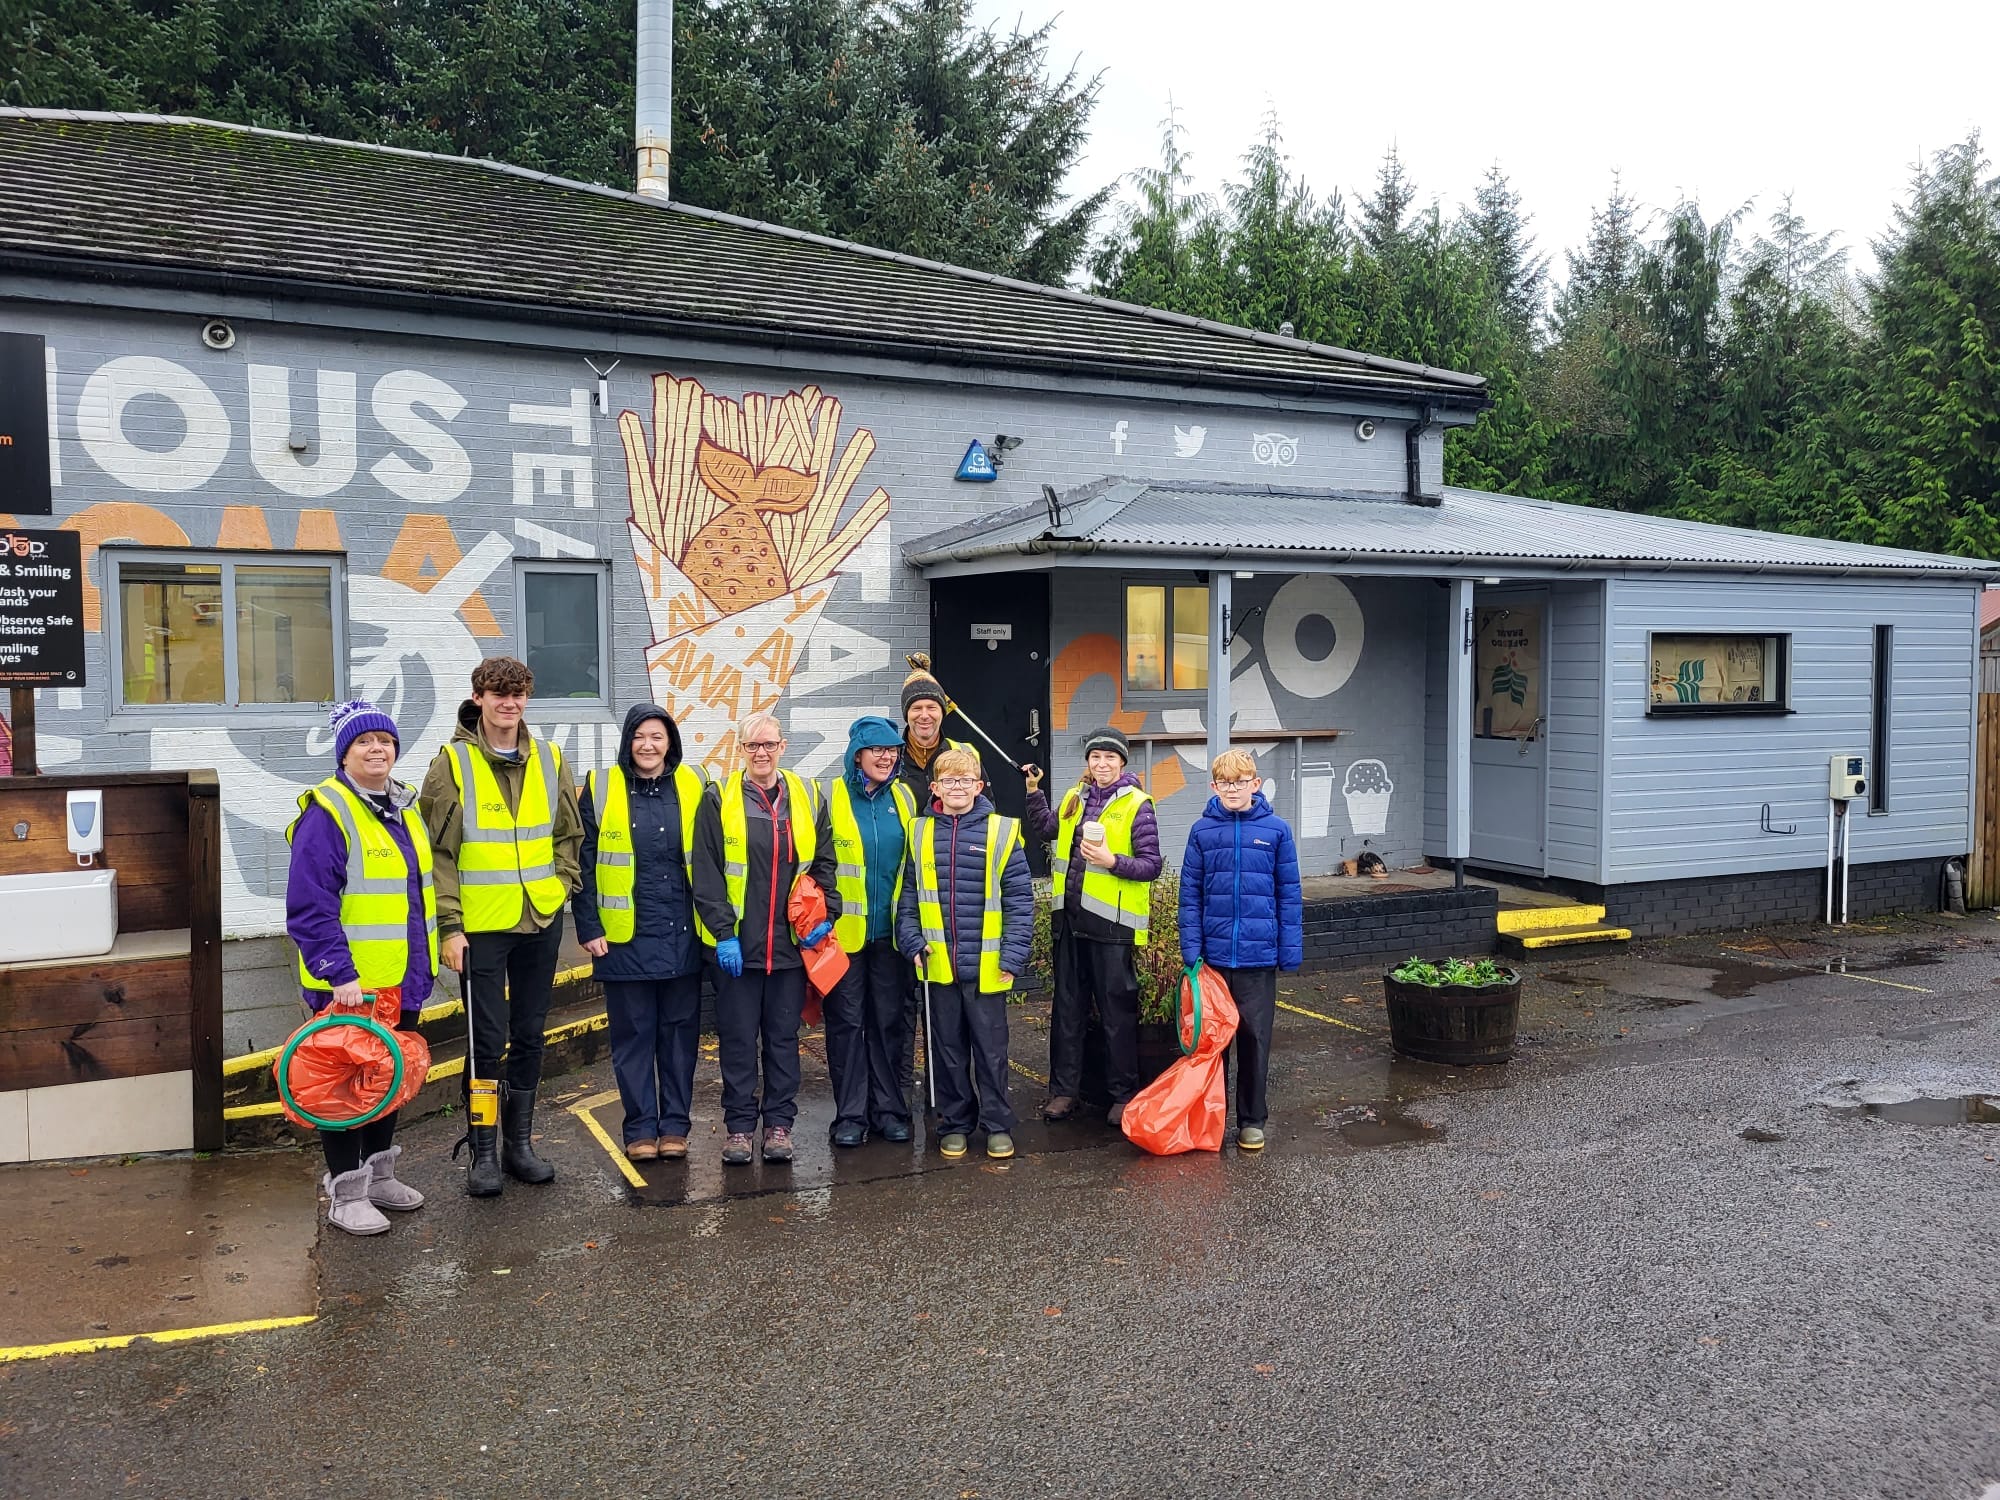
[1499,923,1631,957]
[1496,902,1607,934]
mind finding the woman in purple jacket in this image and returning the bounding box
[285,701,437,1236]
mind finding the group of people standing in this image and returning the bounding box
[286,656,1304,1238]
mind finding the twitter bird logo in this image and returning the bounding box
[1173,424,1208,458]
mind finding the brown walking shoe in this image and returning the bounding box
[1042,1095,1076,1121]
[656,1136,688,1160]
[762,1126,794,1163]
[625,1138,659,1161]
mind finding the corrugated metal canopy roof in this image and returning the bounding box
[903,481,2000,580]
[0,110,1488,404]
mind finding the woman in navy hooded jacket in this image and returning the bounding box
[576,704,708,1162]
[1178,749,1302,1151]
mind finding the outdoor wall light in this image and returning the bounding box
[200,318,235,350]
[1481,576,1502,585]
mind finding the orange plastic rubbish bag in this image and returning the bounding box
[273,987,432,1132]
[1121,964,1241,1156]
[788,872,849,1028]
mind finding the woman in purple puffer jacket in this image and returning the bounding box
[285,700,436,1237]
[1023,726,1162,1125]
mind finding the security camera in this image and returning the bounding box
[200,319,236,351]
[1354,418,1378,442]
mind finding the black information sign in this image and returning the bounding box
[0,528,85,685]
[0,332,53,518]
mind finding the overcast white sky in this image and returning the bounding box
[975,0,2000,281]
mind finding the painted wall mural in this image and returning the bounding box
[619,373,892,778]
[1052,574,1414,859]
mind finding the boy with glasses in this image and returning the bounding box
[1177,749,1302,1151]
[896,749,1033,1160]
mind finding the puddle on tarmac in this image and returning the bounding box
[1827,1094,2000,1126]
[1663,956,1816,1000]
[1317,1102,1443,1149]
[1541,971,1606,989]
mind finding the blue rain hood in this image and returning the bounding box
[843,715,905,792]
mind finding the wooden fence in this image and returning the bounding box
[1975,687,2000,909]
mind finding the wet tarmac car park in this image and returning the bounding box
[6,911,2000,1498]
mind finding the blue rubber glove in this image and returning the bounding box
[802,920,833,950]
[716,937,743,978]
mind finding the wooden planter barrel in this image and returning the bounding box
[1382,970,1521,1066]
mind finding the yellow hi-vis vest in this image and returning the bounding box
[827,776,916,953]
[586,762,713,946]
[715,770,820,929]
[287,777,438,991]
[912,813,1022,993]
[446,735,567,932]
[1051,783,1153,946]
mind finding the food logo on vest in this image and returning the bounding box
[0,528,86,686]
[0,332,53,518]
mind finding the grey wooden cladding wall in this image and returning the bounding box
[1604,578,1980,882]
[1543,581,1605,882]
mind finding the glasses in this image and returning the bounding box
[934,777,980,790]
[1213,779,1257,791]
[742,741,784,753]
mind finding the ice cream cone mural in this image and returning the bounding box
[620,374,892,772]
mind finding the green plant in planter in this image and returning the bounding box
[1390,955,1515,988]
[1134,867,1182,1024]
[1020,870,1182,1023]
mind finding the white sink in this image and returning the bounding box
[0,868,119,964]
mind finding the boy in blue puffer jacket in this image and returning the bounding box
[1179,749,1303,1151]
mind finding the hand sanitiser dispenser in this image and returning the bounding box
[66,789,105,864]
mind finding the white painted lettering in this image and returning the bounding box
[76,355,230,492]
[248,365,359,498]
[369,370,471,504]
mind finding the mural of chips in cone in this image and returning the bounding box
[620,374,892,772]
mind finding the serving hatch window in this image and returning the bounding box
[1124,581,1209,695]
[111,552,342,710]
[1647,632,1790,713]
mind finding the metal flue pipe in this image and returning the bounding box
[636,0,673,198]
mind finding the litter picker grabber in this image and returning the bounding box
[921,970,937,1113]
[904,652,1038,781]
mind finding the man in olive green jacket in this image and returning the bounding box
[419,656,583,1195]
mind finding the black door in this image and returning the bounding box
[929,572,1052,873]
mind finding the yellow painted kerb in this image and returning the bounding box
[1496,903,1607,934]
[0,1314,316,1364]
[1515,926,1632,950]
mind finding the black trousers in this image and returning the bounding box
[320,1007,421,1173]
[826,937,911,1132]
[716,966,806,1134]
[1214,966,1277,1127]
[464,913,567,1093]
[1049,918,1139,1105]
[604,974,702,1143]
[321,1110,399,1175]
[929,980,1015,1135]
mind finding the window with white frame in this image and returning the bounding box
[109,551,344,710]
[1123,580,1209,695]
[517,560,608,702]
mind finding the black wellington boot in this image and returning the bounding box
[454,1122,504,1198]
[500,1085,556,1185]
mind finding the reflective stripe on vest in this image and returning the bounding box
[287,777,438,991]
[587,762,711,946]
[447,735,567,931]
[912,813,1021,993]
[1050,783,1152,946]
[716,770,820,927]
[827,777,915,953]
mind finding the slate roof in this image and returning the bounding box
[902,481,2000,581]
[0,109,1487,404]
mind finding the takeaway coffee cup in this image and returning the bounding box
[1082,820,1106,845]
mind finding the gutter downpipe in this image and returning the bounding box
[636,0,672,198]
[1406,404,1440,506]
